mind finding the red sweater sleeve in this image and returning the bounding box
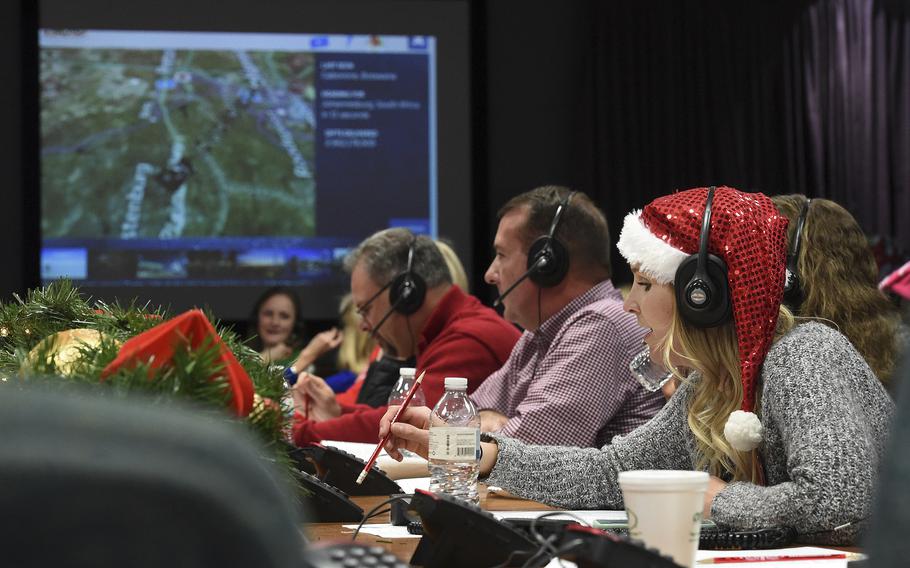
[292,332,513,445]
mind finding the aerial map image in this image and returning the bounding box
[40,45,317,241]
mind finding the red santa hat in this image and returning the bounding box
[617,186,789,451]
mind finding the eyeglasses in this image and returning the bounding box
[355,280,394,321]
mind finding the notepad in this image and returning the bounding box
[321,440,429,479]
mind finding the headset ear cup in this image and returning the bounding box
[782,269,803,310]
[388,272,427,315]
[527,237,569,288]
[674,254,732,328]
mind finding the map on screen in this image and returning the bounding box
[39,30,436,286]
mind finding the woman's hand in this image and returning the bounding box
[293,328,344,370]
[378,406,432,460]
[379,406,502,477]
[292,372,341,422]
[260,343,293,363]
[703,475,728,519]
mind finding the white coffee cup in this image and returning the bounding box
[618,470,709,568]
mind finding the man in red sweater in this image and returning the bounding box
[290,229,519,445]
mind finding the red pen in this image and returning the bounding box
[698,552,852,564]
[355,369,426,485]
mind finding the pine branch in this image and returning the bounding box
[0,280,301,491]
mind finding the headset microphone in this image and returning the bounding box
[368,292,407,339]
[492,255,548,308]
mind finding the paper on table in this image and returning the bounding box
[490,510,627,525]
[543,559,578,568]
[320,440,392,461]
[321,440,429,479]
[696,547,857,567]
[396,477,431,494]
[341,523,422,539]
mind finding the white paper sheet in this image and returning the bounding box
[319,440,427,479]
[320,440,391,461]
[341,523,422,539]
[395,477,431,494]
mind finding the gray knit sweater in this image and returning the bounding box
[485,322,894,545]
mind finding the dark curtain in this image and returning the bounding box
[782,0,910,254]
[480,0,910,289]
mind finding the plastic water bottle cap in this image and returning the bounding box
[444,377,468,390]
[399,367,416,377]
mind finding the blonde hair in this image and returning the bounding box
[435,239,470,292]
[336,294,374,373]
[659,300,795,483]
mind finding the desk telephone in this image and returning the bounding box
[306,543,410,568]
[287,443,404,523]
[407,489,679,567]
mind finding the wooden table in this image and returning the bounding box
[306,483,554,561]
[305,485,861,565]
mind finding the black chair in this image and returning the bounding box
[867,351,910,567]
[0,385,307,568]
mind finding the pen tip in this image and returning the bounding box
[355,471,367,485]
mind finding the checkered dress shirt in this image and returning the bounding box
[470,280,665,447]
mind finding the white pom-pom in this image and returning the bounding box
[723,410,763,452]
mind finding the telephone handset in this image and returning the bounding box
[294,469,364,523]
[288,443,403,496]
[557,524,681,568]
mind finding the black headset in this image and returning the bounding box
[782,197,811,309]
[674,186,732,328]
[493,191,576,307]
[527,190,575,287]
[369,236,428,335]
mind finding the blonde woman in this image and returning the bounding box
[335,293,375,375]
[380,186,893,545]
[434,239,470,292]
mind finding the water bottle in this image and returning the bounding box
[387,367,426,408]
[428,377,480,505]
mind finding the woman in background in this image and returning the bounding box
[435,239,470,292]
[249,287,345,367]
[248,286,304,364]
[772,195,902,386]
[335,293,375,376]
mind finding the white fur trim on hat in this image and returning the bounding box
[723,410,763,452]
[616,210,689,285]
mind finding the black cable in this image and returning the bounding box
[406,315,415,360]
[522,511,590,568]
[351,494,414,541]
[489,512,590,568]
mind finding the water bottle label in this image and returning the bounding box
[428,427,479,461]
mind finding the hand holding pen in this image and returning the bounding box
[357,369,427,484]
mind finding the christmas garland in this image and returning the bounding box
[0,280,298,485]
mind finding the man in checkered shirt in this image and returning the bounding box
[471,186,665,447]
